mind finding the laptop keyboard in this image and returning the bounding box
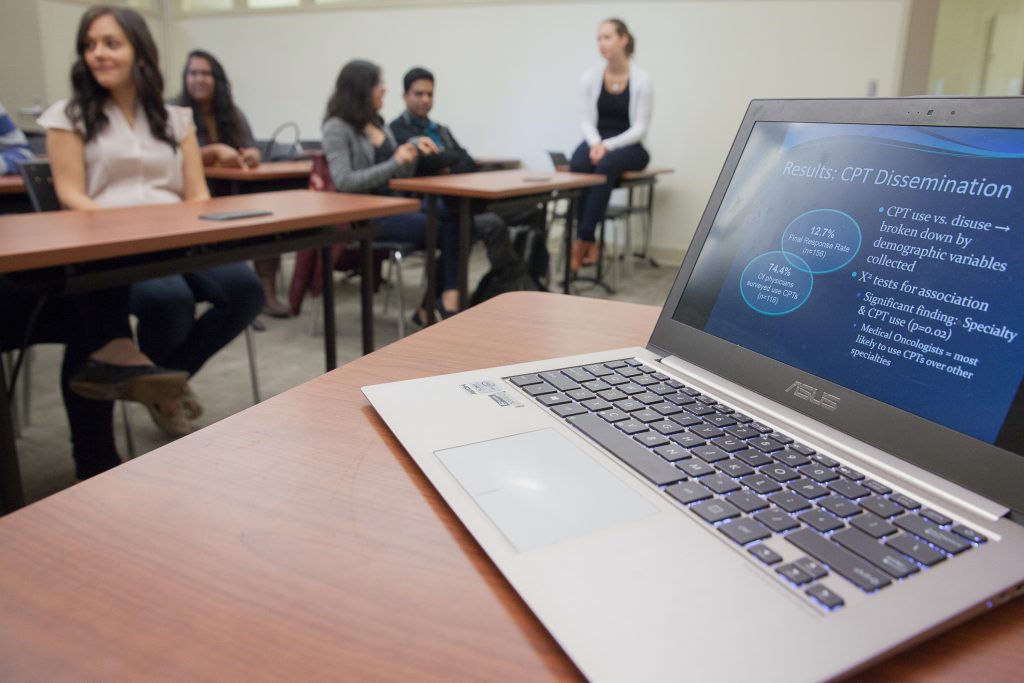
[508,358,989,612]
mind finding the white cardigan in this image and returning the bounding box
[579,62,653,151]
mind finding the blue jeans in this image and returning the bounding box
[131,263,263,376]
[373,199,459,292]
[569,141,650,241]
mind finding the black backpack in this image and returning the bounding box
[470,211,547,306]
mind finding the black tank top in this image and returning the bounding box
[597,81,631,139]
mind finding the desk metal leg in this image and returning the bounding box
[562,198,576,294]
[0,361,25,514]
[321,246,337,371]
[457,197,472,310]
[360,236,374,355]
[424,195,438,325]
[642,182,659,267]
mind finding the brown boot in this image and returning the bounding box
[254,256,290,318]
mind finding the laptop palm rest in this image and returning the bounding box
[436,429,657,552]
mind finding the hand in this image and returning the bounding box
[239,147,261,168]
[394,142,419,165]
[414,136,440,155]
[589,142,608,164]
[212,143,244,168]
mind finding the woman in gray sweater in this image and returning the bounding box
[322,59,460,320]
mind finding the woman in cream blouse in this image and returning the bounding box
[41,5,263,438]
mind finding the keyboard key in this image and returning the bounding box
[749,438,784,453]
[774,450,811,467]
[691,424,725,439]
[726,490,769,513]
[633,376,659,387]
[649,384,678,396]
[741,474,782,495]
[615,399,645,412]
[650,421,685,436]
[890,493,921,510]
[632,410,663,424]
[623,359,644,368]
[754,509,799,533]
[827,479,871,500]
[583,363,615,377]
[715,405,735,414]
[832,528,918,579]
[566,388,596,402]
[651,373,670,381]
[634,392,663,405]
[768,432,794,445]
[799,464,839,483]
[651,402,684,416]
[563,367,594,383]
[569,413,687,486]
[768,492,811,513]
[664,392,696,406]
[859,496,905,519]
[617,367,642,378]
[691,445,730,464]
[684,404,716,417]
[537,393,571,407]
[619,383,645,396]
[635,432,670,448]
[705,414,737,428]
[694,394,717,405]
[748,543,782,565]
[599,409,629,423]
[777,563,813,585]
[919,509,952,526]
[602,378,628,390]
[710,436,747,453]
[863,479,892,495]
[735,450,773,468]
[716,459,755,478]
[817,496,862,519]
[806,584,844,609]
[789,442,816,456]
[509,373,542,386]
[702,473,741,495]
[893,515,970,555]
[731,412,754,424]
[718,518,771,545]
[952,524,987,544]
[524,382,556,396]
[762,464,799,483]
[665,379,685,389]
[581,398,613,412]
[788,478,830,500]
[724,425,760,440]
[836,465,865,481]
[666,480,712,505]
[678,459,715,478]
[794,557,828,580]
[749,421,774,434]
[813,454,840,467]
[583,380,612,393]
[540,371,579,392]
[691,498,742,523]
[785,529,891,592]
[616,420,648,435]
[603,360,627,369]
[655,444,689,462]
[600,389,627,402]
[798,509,844,533]
[886,533,946,566]
[669,414,702,428]
[552,403,587,418]
[851,513,897,539]
[672,433,705,449]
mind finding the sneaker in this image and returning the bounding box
[180,384,203,421]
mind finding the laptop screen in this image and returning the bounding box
[673,121,1024,451]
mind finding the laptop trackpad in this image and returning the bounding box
[436,429,657,552]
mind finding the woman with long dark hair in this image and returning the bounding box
[40,5,263,438]
[568,18,652,273]
[322,59,460,320]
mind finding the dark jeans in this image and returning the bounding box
[569,141,650,241]
[372,199,459,292]
[0,282,133,479]
[130,263,263,376]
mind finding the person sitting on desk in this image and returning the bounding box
[40,5,263,438]
[171,50,290,318]
[0,102,33,175]
[568,17,652,274]
[322,59,460,322]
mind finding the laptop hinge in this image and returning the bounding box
[657,354,1010,523]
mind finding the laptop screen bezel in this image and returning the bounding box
[648,97,1024,514]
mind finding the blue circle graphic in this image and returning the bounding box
[740,251,814,315]
[781,208,861,274]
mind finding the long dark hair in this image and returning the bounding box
[604,18,636,57]
[66,5,174,149]
[324,60,382,128]
[177,49,246,149]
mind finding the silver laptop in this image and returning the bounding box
[364,98,1024,682]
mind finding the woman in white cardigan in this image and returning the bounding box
[568,18,652,272]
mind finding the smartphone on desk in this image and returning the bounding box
[199,210,273,221]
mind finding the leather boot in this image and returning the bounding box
[253,257,290,318]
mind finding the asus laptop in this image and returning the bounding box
[364,98,1024,681]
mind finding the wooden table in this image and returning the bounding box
[0,190,416,512]
[390,169,605,316]
[204,159,313,187]
[472,156,522,171]
[0,292,1019,681]
[0,174,30,214]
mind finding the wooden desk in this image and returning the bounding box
[0,292,1019,680]
[203,160,313,184]
[0,190,416,512]
[0,175,25,194]
[389,169,605,316]
[0,175,30,215]
[473,157,522,171]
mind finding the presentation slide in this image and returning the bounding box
[675,122,1024,443]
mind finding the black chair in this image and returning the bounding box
[17,159,59,213]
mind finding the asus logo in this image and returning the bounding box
[786,381,840,411]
